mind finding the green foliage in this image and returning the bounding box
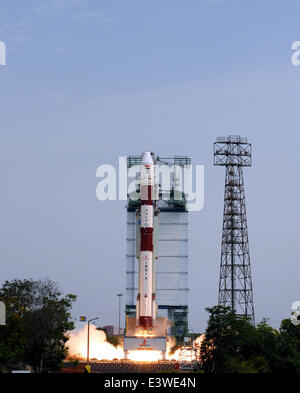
[0,278,76,373]
[106,335,121,347]
[200,306,300,373]
[272,318,300,373]
[68,357,80,368]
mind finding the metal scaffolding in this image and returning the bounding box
[214,136,255,325]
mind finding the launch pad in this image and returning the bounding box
[124,316,168,360]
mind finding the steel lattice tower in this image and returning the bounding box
[214,135,255,325]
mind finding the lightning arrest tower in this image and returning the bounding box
[214,135,255,325]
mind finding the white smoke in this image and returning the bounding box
[67,324,124,360]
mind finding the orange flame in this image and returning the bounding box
[67,324,204,363]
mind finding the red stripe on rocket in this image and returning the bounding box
[136,151,157,330]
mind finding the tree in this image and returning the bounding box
[200,306,300,373]
[0,278,76,373]
[272,319,300,373]
[200,306,279,373]
[200,306,258,373]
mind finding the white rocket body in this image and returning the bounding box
[136,151,157,329]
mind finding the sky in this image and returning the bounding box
[0,0,300,332]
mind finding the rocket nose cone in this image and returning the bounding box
[142,151,153,165]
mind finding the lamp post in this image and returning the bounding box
[87,317,99,365]
[116,294,123,335]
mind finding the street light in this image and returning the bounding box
[87,317,99,365]
[116,294,123,335]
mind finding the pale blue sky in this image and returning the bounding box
[1,0,300,331]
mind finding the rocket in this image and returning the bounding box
[136,151,157,330]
